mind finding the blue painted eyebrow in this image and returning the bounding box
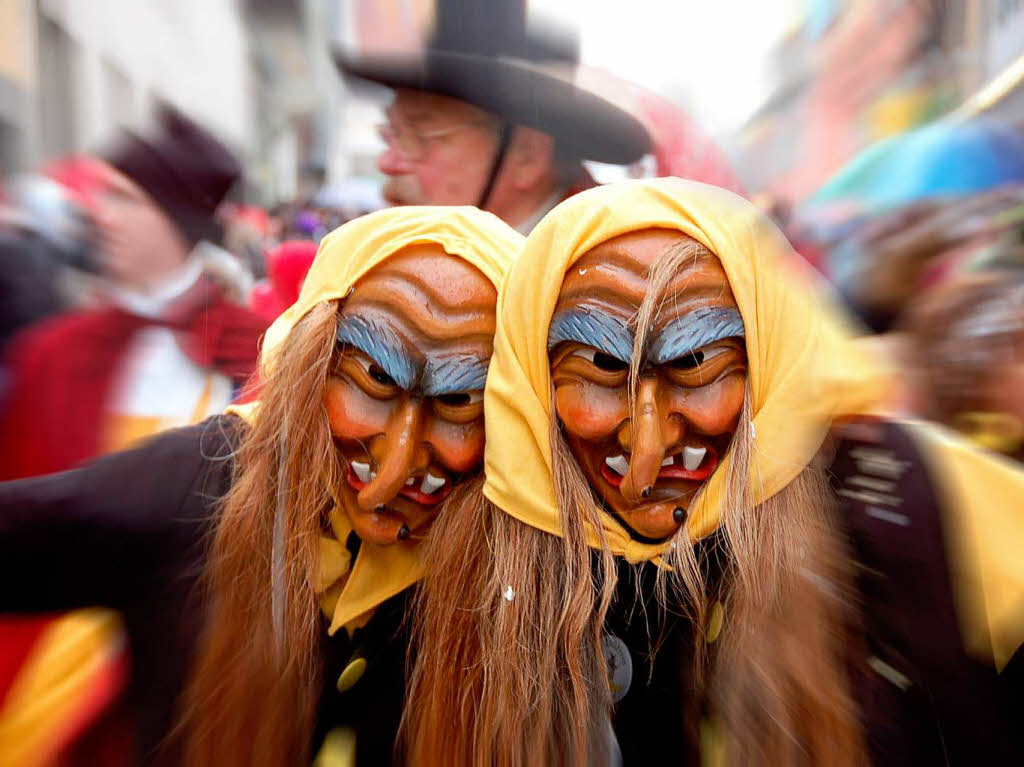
[647,307,745,366]
[547,307,634,362]
[421,353,489,396]
[335,315,417,390]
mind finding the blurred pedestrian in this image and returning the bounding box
[0,106,267,480]
[906,269,1024,461]
[335,0,651,233]
[829,186,1024,332]
[0,109,268,767]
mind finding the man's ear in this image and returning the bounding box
[505,126,556,192]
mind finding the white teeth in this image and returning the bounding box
[405,477,416,486]
[420,473,445,495]
[683,446,707,471]
[661,455,675,467]
[350,461,371,483]
[605,455,629,476]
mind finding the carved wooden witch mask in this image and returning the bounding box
[324,243,498,546]
[548,228,747,541]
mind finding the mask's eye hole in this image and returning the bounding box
[369,366,396,386]
[594,352,628,372]
[571,347,629,372]
[436,391,483,407]
[353,354,398,387]
[669,350,705,371]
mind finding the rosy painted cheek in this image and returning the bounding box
[426,420,486,473]
[324,377,393,439]
[667,374,746,434]
[554,383,626,440]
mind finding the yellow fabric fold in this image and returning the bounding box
[260,206,521,373]
[483,178,894,561]
[227,205,521,633]
[312,508,424,636]
[904,421,1024,671]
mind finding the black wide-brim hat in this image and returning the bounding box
[333,1,651,165]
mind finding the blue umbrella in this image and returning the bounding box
[811,119,1024,209]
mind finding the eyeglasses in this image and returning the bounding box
[376,119,494,161]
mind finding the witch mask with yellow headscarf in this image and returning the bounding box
[405,179,1024,766]
[226,204,521,632]
[483,177,888,557]
[403,178,890,765]
[183,205,520,766]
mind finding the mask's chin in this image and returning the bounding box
[336,481,436,546]
[598,486,694,543]
[568,451,691,543]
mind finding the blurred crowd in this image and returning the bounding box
[0,0,1021,764]
[5,113,1019,475]
[0,108,379,479]
[0,110,380,765]
[0,112,365,355]
[778,118,1024,463]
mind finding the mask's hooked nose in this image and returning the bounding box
[618,377,669,504]
[357,398,423,511]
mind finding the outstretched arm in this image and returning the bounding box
[0,417,238,613]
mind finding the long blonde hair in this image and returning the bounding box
[404,238,864,765]
[178,302,340,766]
[401,425,618,765]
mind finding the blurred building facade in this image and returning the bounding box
[734,0,1024,201]
[0,0,251,172]
[0,0,381,206]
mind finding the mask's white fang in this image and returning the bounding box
[605,455,629,476]
[420,473,445,495]
[683,446,707,471]
[351,461,371,483]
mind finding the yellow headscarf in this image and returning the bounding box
[230,205,522,634]
[483,178,892,562]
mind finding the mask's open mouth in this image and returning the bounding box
[345,462,454,507]
[600,444,719,488]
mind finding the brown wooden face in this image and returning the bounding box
[549,229,747,541]
[324,244,497,546]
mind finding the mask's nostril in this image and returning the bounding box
[397,524,410,541]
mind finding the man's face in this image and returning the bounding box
[91,162,191,292]
[548,229,747,541]
[377,89,499,207]
[324,244,497,545]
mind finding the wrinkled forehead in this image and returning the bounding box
[340,243,498,348]
[553,228,735,318]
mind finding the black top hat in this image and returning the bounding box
[333,0,651,165]
[103,106,241,246]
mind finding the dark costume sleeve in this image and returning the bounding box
[832,419,1024,765]
[0,416,240,764]
[0,416,238,613]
